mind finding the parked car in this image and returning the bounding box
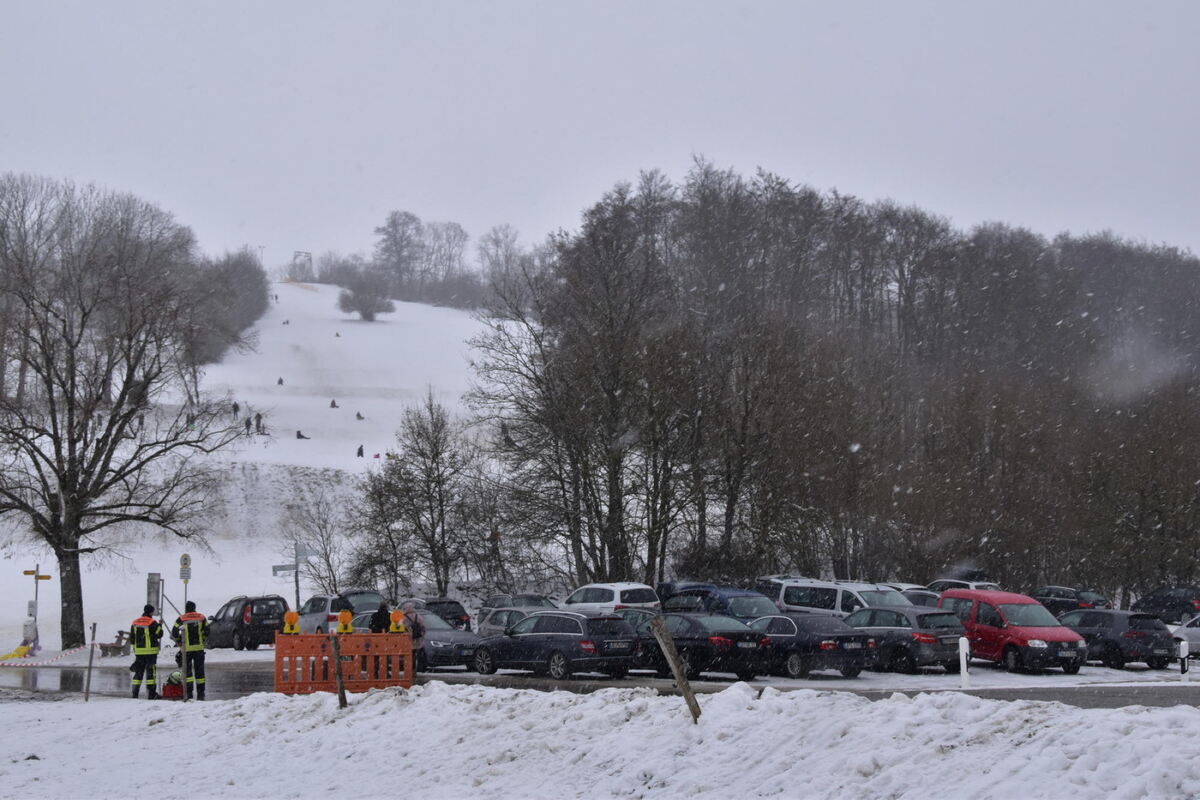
[613,607,660,670]
[842,606,964,673]
[880,582,927,592]
[1031,586,1113,617]
[352,610,480,672]
[753,577,911,617]
[207,594,289,650]
[659,584,779,622]
[927,579,1002,593]
[1131,586,1200,624]
[748,613,876,678]
[629,613,768,681]
[561,582,660,614]
[477,607,535,639]
[902,589,942,607]
[1058,609,1173,669]
[473,610,637,679]
[297,589,385,634]
[939,589,1086,673]
[1171,614,1200,659]
[479,594,557,613]
[422,598,473,631]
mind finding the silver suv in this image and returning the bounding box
[753,577,911,618]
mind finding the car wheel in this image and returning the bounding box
[1148,657,1170,670]
[735,669,757,682]
[1003,646,1023,673]
[840,667,862,678]
[785,652,810,679]
[246,641,259,651]
[474,647,497,675]
[942,659,962,674]
[1062,661,1081,675]
[232,631,244,651]
[1101,645,1124,670]
[605,668,628,679]
[889,647,917,674]
[547,651,572,681]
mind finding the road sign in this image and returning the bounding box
[180,553,192,569]
[272,563,298,576]
[180,566,192,583]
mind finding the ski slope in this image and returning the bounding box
[0,282,485,650]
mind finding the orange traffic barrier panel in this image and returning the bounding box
[274,633,413,694]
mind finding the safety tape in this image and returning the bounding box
[0,644,96,667]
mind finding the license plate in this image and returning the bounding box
[737,641,756,649]
[608,641,630,650]
[940,637,959,644]
[843,642,862,650]
[264,619,281,625]
[1154,649,1169,654]
[460,648,475,656]
[1057,650,1074,658]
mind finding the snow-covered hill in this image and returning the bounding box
[0,282,486,649]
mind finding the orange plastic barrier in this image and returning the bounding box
[274,633,414,694]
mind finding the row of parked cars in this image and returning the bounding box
[199,576,1194,681]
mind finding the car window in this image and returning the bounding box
[587,617,632,636]
[663,616,690,635]
[514,595,556,608]
[859,590,911,607]
[843,610,872,627]
[1059,612,1084,627]
[840,592,863,613]
[879,610,910,627]
[727,596,778,618]
[784,586,837,610]
[999,604,1060,627]
[564,589,585,605]
[767,617,797,635]
[1187,617,1200,629]
[696,616,753,633]
[754,581,778,598]
[916,612,962,630]
[585,588,614,604]
[748,617,771,632]
[1082,612,1112,628]
[510,616,539,634]
[620,588,658,604]
[533,615,559,634]
[1129,614,1168,632]
[792,616,853,634]
[1079,591,1106,604]
[663,595,705,612]
[941,598,972,621]
[977,603,1003,628]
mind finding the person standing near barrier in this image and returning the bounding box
[130,604,163,699]
[172,601,209,700]
[369,601,391,634]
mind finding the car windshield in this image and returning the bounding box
[587,617,633,636]
[420,612,454,630]
[344,592,384,612]
[917,613,962,630]
[428,602,466,614]
[514,595,555,608]
[792,616,851,634]
[1129,614,1168,631]
[1000,604,1060,627]
[860,590,911,606]
[728,596,778,617]
[620,588,659,604]
[1079,591,1107,604]
[696,616,752,633]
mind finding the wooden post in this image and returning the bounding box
[84,622,97,702]
[649,616,701,723]
[329,634,348,708]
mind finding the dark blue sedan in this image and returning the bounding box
[472,610,637,679]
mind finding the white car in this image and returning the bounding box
[753,577,911,618]
[561,582,660,614]
[926,579,1002,593]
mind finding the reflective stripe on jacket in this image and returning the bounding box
[173,611,209,652]
[131,616,163,655]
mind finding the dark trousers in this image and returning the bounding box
[131,654,158,698]
[183,650,206,699]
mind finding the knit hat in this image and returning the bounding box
[144,604,155,615]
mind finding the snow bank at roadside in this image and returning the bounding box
[3,682,1200,799]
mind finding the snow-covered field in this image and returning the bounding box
[4,682,1200,799]
[0,282,484,650]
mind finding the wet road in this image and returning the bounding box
[6,662,1200,708]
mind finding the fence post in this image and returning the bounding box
[958,636,971,690]
[1182,639,1190,683]
[649,616,700,724]
[329,635,348,708]
[84,623,97,701]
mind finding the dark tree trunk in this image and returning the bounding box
[56,547,85,649]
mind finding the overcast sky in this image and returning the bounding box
[2,2,1197,268]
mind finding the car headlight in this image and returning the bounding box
[428,640,453,648]
[1076,640,1087,648]
[1026,639,1048,648]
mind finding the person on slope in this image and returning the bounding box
[171,601,210,700]
[130,604,163,699]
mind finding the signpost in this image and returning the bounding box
[179,554,191,702]
[21,565,52,654]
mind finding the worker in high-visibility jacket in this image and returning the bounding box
[130,604,163,699]
[171,601,210,700]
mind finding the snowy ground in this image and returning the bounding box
[0,282,484,651]
[4,681,1200,799]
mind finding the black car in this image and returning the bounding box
[630,613,768,681]
[423,598,473,631]
[1059,609,1174,669]
[1131,586,1200,624]
[749,614,876,678]
[902,590,941,607]
[843,606,964,673]
[1031,586,1113,617]
[473,611,637,679]
[352,610,480,672]
[208,595,289,650]
[659,585,780,622]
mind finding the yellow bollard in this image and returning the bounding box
[388,610,407,633]
[282,610,299,635]
[336,609,355,634]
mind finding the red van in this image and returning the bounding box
[939,589,1086,673]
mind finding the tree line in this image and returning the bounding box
[0,173,269,647]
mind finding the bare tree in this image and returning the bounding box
[0,175,243,647]
[279,489,349,596]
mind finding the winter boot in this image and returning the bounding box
[131,686,140,699]
[148,690,159,700]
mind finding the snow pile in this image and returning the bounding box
[4,682,1200,799]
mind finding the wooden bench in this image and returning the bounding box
[98,630,131,657]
